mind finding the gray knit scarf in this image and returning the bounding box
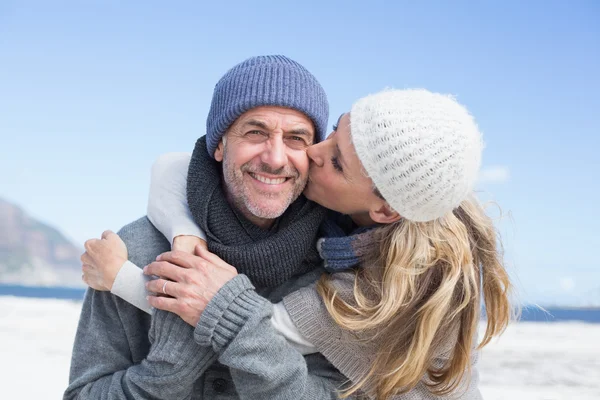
[186,136,326,288]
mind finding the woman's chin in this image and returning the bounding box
[303,186,321,205]
[304,189,333,212]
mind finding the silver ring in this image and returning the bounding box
[162,281,168,295]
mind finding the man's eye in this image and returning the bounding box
[285,136,310,150]
[247,130,265,136]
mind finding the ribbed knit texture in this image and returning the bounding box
[284,227,483,399]
[350,89,483,222]
[285,275,482,400]
[187,136,327,288]
[316,214,379,273]
[206,55,329,157]
[195,274,264,352]
[66,217,346,399]
[147,309,218,380]
[65,217,218,399]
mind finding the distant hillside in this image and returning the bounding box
[0,198,85,287]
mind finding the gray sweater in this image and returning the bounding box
[64,217,347,400]
[284,272,483,400]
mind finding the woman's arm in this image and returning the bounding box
[81,152,205,293]
[82,148,318,354]
[81,231,206,314]
[146,152,205,243]
[111,151,207,312]
[284,274,483,399]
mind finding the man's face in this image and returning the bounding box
[214,106,315,226]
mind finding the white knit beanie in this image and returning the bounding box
[350,89,483,222]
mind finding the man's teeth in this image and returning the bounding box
[250,173,287,185]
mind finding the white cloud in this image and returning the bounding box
[559,277,576,292]
[478,166,510,184]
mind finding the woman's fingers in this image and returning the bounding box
[81,263,109,291]
[155,250,199,269]
[83,238,97,253]
[81,251,93,265]
[195,245,237,273]
[173,236,206,254]
[102,230,129,257]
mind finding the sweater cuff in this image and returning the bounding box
[194,274,266,353]
[282,285,324,343]
[149,310,203,367]
[111,260,153,315]
[145,309,218,383]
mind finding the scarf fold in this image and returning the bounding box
[317,212,379,273]
[186,136,326,288]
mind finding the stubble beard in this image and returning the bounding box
[221,149,307,221]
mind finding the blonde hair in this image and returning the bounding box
[316,195,514,399]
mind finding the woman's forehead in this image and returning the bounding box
[335,113,346,128]
[338,114,368,175]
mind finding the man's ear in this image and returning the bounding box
[369,202,401,224]
[214,138,225,161]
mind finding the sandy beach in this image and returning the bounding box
[2,296,599,399]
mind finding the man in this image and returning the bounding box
[64,55,346,399]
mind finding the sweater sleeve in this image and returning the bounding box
[147,152,206,243]
[194,274,349,400]
[272,301,317,355]
[64,288,217,399]
[110,252,319,355]
[110,260,153,315]
[64,221,218,400]
[284,274,483,400]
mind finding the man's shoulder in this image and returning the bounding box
[117,216,171,267]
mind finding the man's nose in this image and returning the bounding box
[261,137,288,171]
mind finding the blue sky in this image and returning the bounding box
[1,1,598,305]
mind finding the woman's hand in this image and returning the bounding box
[143,246,238,327]
[172,235,207,254]
[81,230,128,291]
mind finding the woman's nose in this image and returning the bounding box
[306,141,325,167]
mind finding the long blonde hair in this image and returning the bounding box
[316,195,513,399]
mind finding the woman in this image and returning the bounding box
[82,89,513,399]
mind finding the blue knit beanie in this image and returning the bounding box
[205,55,329,158]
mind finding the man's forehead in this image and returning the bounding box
[236,106,314,130]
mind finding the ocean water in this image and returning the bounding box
[0,284,86,300]
[519,305,600,323]
[2,285,599,323]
